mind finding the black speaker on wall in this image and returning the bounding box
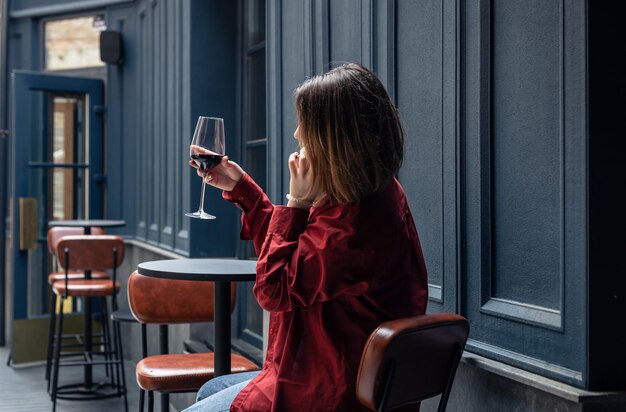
[100,30,124,65]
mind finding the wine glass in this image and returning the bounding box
[186,116,225,219]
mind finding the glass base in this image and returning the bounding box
[185,210,216,220]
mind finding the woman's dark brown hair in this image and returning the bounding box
[294,63,404,204]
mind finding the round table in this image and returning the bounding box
[137,258,257,377]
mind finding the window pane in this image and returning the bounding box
[52,98,76,220]
[45,15,106,70]
[49,95,87,220]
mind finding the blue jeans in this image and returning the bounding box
[182,371,260,412]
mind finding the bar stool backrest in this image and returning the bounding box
[127,271,237,324]
[356,313,469,412]
[55,235,125,271]
[47,227,105,255]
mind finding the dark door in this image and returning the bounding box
[9,70,104,364]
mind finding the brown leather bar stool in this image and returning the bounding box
[356,313,469,412]
[47,226,105,271]
[45,227,109,387]
[49,235,128,412]
[127,270,258,412]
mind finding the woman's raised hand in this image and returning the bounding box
[287,147,321,208]
[189,144,244,192]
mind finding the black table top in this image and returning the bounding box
[137,258,257,281]
[49,219,127,228]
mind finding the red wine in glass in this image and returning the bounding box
[191,153,224,172]
[186,117,225,220]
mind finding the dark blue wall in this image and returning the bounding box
[4,0,624,394]
[105,0,240,257]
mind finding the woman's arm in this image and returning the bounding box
[222,174,275,254]
[253,206,373,312]
[189,151,275,253]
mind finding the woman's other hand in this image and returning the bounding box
[188,144,244,192]
[287,147,321,209]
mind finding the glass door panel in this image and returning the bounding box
[52,98,77,220]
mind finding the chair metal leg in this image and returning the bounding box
[101,297,113,381]
[115,320,129,411]
[140,323,148,412]
[51,297,65,412]
[148,390,154,412]
[437,344,463,412]
[139,389,145,412]
[159,325,169,412]
[378,361,395,412]
[105,299,121,394]
[141,323,147,358]
[45,292,57,388]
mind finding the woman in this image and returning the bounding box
[184,63,428,412]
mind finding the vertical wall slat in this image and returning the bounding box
[159,0,173,247]
[267,0,283,204]
[148,0,158,242]
[136,2,147,239]
[178,0,191,252]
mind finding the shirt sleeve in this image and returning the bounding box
[253,206,373,312]
[222,173,275,255]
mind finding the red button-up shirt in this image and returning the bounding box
[224,174,428,412]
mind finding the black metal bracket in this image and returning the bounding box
[93,174,107,185]
[93,105,107,115]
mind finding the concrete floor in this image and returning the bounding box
[0,346,143,412]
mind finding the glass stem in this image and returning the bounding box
[198,179,207,213]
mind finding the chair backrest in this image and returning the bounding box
[55,235,125,271]
[47,226,104,255]
[356,313,469,412]
[127,271,237,324]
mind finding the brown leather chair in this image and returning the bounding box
[127,270,259,412]
[356,313,469,412]
[46,226,107,282]
[45,227,109,386]
[49,235,128,412]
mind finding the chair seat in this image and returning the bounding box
[52,279,120,297]
[48,270,110,285]
[136,353,258,392]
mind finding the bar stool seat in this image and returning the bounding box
[48,270,109,285]
[52,279,120,297]
[136,353,258,392]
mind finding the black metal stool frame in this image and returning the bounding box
[49,245,128,412]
